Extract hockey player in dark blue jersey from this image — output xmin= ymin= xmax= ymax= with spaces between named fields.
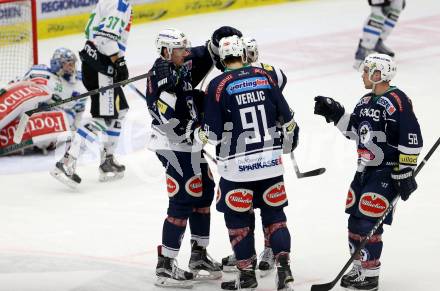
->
xmin=314 ymin=53 xmax=422 ymax=291
xmin=145 ymin=27 xmax=242 ymax=288
xmin=194 ymin=35 xmax=298 ymax=291
xmin=221 ymin=36 xmax=288 ymax=277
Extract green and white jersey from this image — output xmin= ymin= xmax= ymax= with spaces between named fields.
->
xmin=85 ymin=0 xmax=132 ymax=57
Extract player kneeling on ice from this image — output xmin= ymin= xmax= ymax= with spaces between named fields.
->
xmin=51 ymin=0 xmax=133 ymax=188
xmin=145 ymin=27 xmax=244 ymax=288
xmin=314 ymin=53 xmax=422 ymax=291
xmin=0 ymin=48 xmax=86 ymax=156
xmin=194 ymin=35 xmax=298 ymax=291
xmin=221 ymin=36 xmax=288 ymax=277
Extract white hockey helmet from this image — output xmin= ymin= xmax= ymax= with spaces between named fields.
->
xmin=219 ymin=35 xmax=246 ymax=62
xmin=242 ymin=37 xmax=259 ymax=63
xmin=362 ymin=53 xmax=397 ymax=84
xmin=50 ymin=47 xmax=78 ymax=83
xmin=156 ymin=28 xmax=190 ymax=60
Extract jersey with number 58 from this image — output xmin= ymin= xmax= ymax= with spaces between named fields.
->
xmin=84 ymin=0 xmax=132 ymax=57
xmin=202 ymin=66 xmax=295 ymax=182
xmin=336 ymin=86 xmax=423 ymax=170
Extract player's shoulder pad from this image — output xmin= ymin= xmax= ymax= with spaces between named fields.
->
xmin=355 ymin=92 xmax=374 ymax=107
xmin=208 ymin=72 xmax=234 ymax=103
xmin=383 ymin=87 xmax=410 ymax=113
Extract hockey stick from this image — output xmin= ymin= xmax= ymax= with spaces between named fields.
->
xmin=310 ymin=136 xmax=440 ymax=291
xmin=290 ymin=152 xmax=326 ymax=178
xmin=13 ymin=72 xmax=151 ymax=144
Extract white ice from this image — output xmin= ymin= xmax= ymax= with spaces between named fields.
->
xmin=1 ymin=0 xmax=440 ymax=290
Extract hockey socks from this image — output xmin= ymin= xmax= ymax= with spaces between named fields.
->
xmin=189 ymin=208 xmax=210 ymax=247
xmin=161 ymin=216 xmax=187 ymax=258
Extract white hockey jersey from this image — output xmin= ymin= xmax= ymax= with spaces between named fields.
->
xmin=21 ymin=65 xmax=87 ymax=129
xmin=85 ymin=0 xmax=133 ymax=57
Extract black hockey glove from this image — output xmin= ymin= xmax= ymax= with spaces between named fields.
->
xmin=391 ymin=167 xmax=417 ymax=201
xmin=153 ymin=58 xmax=178 ymax=92
xmin=314 ymin=96 xmax=345 ymax=124
xmin=114 ymin=57 xmax=129 ymax=82
xmin=209 ymin=26 xmax=242 ymax=71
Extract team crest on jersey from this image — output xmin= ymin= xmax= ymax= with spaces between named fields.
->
xmin=346 ymin=187 xmax=356 ymax=209
xmin=225 ymin=189 xmax=253 ymax=212
xmin=377 ymin=97 xmax=396 ymax=115
xmin=359 ymin=192 xmax=389 ymax=217
xmin=358 ymin=121 xmax=373 ymax=145
xmin=263 ymin=182 xmax=287 ymax=207
xmin=166 ymin=175 xmax=179 ymax=197
xmin=185 ymin=175 xmax=203 ymax=197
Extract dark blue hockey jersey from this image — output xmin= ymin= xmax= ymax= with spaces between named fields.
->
xmin=336 ymin=86 xmax=423 ymax=170
xmin=202 ymin=65 xmax=295 ymax=182
xmin=145 ymin=45 xmax=213 ymax=152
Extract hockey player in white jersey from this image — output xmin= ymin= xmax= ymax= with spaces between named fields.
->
xmin=221 ymin=36 xmax=287 ymax=277
xmin=354 ymin=0 xmax=405 ymax=68
xmin=52 ymin=0 xmax=132 ymax=188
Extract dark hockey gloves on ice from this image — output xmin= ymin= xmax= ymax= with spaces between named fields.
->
xmin=114 ymin=57 xmax=129 ymax=82
xmin=209 ymin=26 xmax=242 ymax=71
xmin=391 ymin=167 xmax=417 ymax=201
xmin=314 ymin=96 xmax=345 ymax=124
xmin=153 ymin=58 xmax=178 ymax=92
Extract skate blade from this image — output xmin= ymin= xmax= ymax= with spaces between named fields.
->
xmin=343 ymin=286 xmax=378 ymax=291
xmin=191 ymin=270 xmax=222 ymax=281
xmin=259 ymin=267 xmax=274 ymax=278
xmin=99 ymin=171 xmax=124 ymax=182
xmin=154 ymin=276 xmax=193 ymax=289
xmin=50 ymin=169 xmax=79 ymax=190
xmin=221 ymin=265 xmax=237 ymax=273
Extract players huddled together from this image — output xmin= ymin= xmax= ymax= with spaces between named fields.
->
xmin=0 ymin=1 xmax=424 ymax=291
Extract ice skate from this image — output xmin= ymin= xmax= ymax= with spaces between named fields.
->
xmin=188 ymin=240 xmax=222 ymax=280
xmin=275 ymin=253 xmax=294 ymax=291
xmin=374 ymin=38 xmax=395 ymax=57
xmin=221 ymin=267 xmax=257 ymax=291
xmin=155 ymin=246 xmax=194 ymax=289
xmin=354 ymin=40 xmax=374 ymax=69
xmin=340 ymin=264 xmax=379 ymax=291
xmin=258 ymin=247 xmax=275 ymax=278
xmin=341 ymin=260 xmax=362 ymax=287
xmin=99 ymin=152 xmax=125 ymax=182
xmin=50 ymin=153 xmax=81 ymax=189
xmin=221 ymin=253 xmax=237 ymax=272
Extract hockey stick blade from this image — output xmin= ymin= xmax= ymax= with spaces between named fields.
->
xmin=297 ymin=167 xmax=326 ymax=178
xmin=13 ymin=113 xmax=30 ymax=144
xmin=310 ymin=282 xmax=334 ymax=291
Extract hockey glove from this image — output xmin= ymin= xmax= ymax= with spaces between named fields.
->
xmin=314 ymin=96 xmax=345 ymax=124
xmin=209 ymin=26 xmax=243 ymax=71
xmin=153 ymin=59 xmax=178 ymax=92
xmin=391 ymin=167 xmax=417 ymax=201
xmin=114 ymin=57 xmax=129 ymax=82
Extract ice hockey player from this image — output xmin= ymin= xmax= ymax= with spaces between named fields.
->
xmin=221 ymin=36 xmax=287 ymax=277
xmin=354 ymin=0 xmax=406 ymax=68
xmin=0 ymin=48 xmax=86 ymax=156
xmin=314 ymin=53 xmax=422 ymax=291
xmin=194 ymin=35 xmax=298 ymax=291
xmin=51 ymin=0 xmax=132 ymax=188
xmin=145 ymin=26 xmax=242 ymax=288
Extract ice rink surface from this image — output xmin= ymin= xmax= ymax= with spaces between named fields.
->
xmin=1 ymin=0 xmax=440 ymax=290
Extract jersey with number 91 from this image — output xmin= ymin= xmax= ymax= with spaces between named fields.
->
xmin=203 ymin=66 xmax=295 ymax=182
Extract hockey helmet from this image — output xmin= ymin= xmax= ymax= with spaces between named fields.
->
xmin=50 ymin=47 xmax=78 ymax=83
xmin=362 ymin=53 xmax=396 ymax=84
xmin=156 ymin=28 xmax=191 ymax=60
xmin=219 ymin=35 xmax=246 ymax=62
xmin=242 ymin=37 xmax=259 ymax=63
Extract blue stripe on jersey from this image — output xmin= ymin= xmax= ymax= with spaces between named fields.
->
xmin=384 ymin=20 xmax=395 ymax=27
xmin=118 ymin=42 xmax=126 ymax=52
xmin=77 ymin=128 xmax=95 ymax=143
xmin=363 ymin=27 xmax=381 ymax=36
xmin=117 ymin=0 xmax=129 ymax=12
xmin=226 ymin=77 xmax=271 ymax=95
xmin=106 ymin=130 xmax=120 ymax=137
